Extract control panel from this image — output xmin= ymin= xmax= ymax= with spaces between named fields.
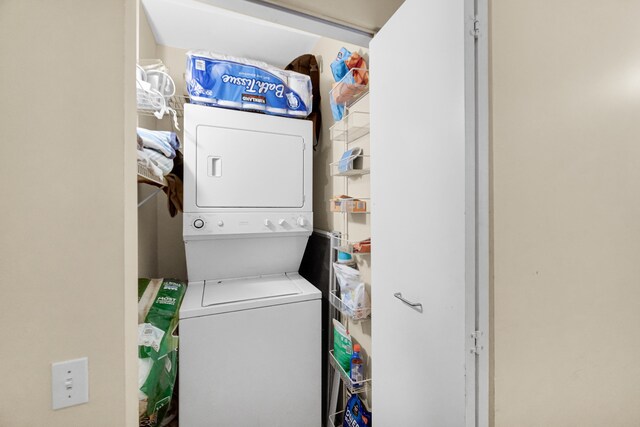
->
xmin=184 ymin=212 xmax=313 ymax=238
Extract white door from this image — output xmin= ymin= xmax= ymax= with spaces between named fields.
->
xmin=371 ymin=0 xmax=478 ymax=425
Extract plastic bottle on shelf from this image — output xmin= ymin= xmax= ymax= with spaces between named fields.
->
xmin=337 ymin=251 xmax=354 ymax=265
xmin=350 ymin=344 xmax=364 ymax=388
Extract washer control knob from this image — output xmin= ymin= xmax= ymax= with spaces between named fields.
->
xmin=193 ymin=219 xmax=205 ymax=229
xmin=278 ymin=219 xmax=286 ymax=226
xmin=264 ymin=219 xmax=271 ymax=227
xmin=217 ymin=220 xmax=224 ymax=227
xmin=297 ymin=217 xmax=306 ymax=227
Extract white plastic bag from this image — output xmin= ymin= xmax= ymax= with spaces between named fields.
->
xmin=333 ymin=263 xmax=371 ymax=319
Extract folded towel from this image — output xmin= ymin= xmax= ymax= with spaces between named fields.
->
xmin=168 ymin=132 xmax=180 ymax=150
xmin=142 ymin=148 xmax=174 ymax=176
xmin=137 ymin=128 xmax=179 ymax=159
xmin=137 ymin=150 xmax=164 ymax=180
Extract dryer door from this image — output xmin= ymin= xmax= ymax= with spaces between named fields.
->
xmin=196 ymin=125 xmax=304 ymax=208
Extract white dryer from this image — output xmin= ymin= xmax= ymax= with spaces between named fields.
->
xmin=179 ymin=104 xmax=321 ymax=427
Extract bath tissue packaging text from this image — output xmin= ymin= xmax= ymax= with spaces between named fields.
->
xmin=186 ymin=51 xmax=312 ymax=118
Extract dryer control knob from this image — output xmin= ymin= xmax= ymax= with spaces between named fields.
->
xmin=297 ymin=217 xmax=306 ymax=227
xmin=193 ymin=219 xmax=205 ymax=229
xmin=217 ymin=220 xmax=224 ymax=227
xmin=264 ymin=219 xmax=271 ymax=226
xmin=278 ymin=219 xmax=286 ymax=226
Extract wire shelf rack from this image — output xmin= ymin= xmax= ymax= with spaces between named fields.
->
xmin=328 ymin=410 xmax=345 ymax=427
xmin=328 ymin=350 xmax=371 ymax=394
xmin=329 ymin=290 xmax=371 ymax=321
xmin=137 ymin=163 xmax=165 ymax=187
xmin=330 ymin=68 xmax=369 ymax=109
xmin=137 ymin=94 xmax=188 ymax=118
xmin=333 ymin=237 xmax=371 ymax=255
xmin=330 ymin=155 xmax=370 ymax=177
xmin=329 ymin=197 xmax=370 ymax=214
xmin=330 ymin=111 xmax=370 ymax=143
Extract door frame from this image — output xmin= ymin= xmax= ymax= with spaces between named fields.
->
xmin=464 ymin=0 xmax=490 ymax=426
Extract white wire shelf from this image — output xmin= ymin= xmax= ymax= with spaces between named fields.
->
xmin=330 ymin=111 xmax=370 ymax=143
xmin=329 ymin=197 xmax=370 ymax=214
xmin=328 ymin=350 xmax=371 ymax=394
xmin=328 ymin=411 xmax=345 ymax=427
xmin=137 ymin=163 xmax=166 ymax=187
xmin=329 ymin=290 xmax=371 ymax=321
xmin=333 ymin=238 xmax=371 ymax=255
xmin=137 ymin=94 xmax=188 ymax=118
xmin=330 ymin=154 xmax=370 ymax=177
xmin=330 ymin=68 xmax=369 ymax=108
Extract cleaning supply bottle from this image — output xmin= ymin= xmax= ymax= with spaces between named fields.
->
xmin=337 ymin=250 xmax=354 ymax=265
xmin=350 ymin=344 xmax=364 ymax=388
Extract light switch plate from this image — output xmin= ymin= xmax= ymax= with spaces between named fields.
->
xmin=51 ymin=357 xmax=89 ymax=410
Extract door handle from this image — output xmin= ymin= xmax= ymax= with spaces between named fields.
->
xmin=394 ymin=292 xmax=423 ymax=313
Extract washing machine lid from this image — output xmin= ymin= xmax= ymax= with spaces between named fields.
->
xmin=202 ymin=274 xmax=301 ymax=306
xmin=180 ymin=272 xmax=321 ymax=319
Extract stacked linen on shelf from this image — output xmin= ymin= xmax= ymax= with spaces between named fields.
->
xmin=136 ymin=128 xmax=180 ymax=181
xmin=137 ymin=127 xmax=184 ymax=217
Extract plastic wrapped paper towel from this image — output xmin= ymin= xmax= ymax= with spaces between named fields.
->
xmin=286 ymin=73 xmax=312 ymax=117
xmin=186 ymin=50 xmax=312 ymax=118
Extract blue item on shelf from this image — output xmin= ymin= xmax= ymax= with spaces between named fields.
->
xmin=343 ymin=394 xmax=372 ymax=427
xmin=350 ymin=344 xmax=364 ymax=388
xmin=338 ymin=147 xmax=363 ymax=173
xmin=337 ymin=251 xmax=353 ymax=263
xmin=331 ymin=47 xmax=352 ymax=82
xmin=331 ymin=98 xmax=345 ymax=122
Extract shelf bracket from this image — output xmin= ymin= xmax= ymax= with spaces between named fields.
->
xmin=137 ymin=187 xmax=163 ymax=208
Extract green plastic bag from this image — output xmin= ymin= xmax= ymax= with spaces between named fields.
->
xmin=333 ymin=319 xmax=352 ymax=373
xmin=138 ymin=278 xmax=186 ymax=427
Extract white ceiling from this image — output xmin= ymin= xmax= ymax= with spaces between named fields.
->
xmin=258 ymin=0 xmax=405 ymax=34
xmin=142 ymin=0 xmax=322 ymax=68
xmin=142 ymin=0 xmax=405 ymax=67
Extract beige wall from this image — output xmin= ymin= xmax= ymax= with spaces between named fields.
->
xmin=0 ymin=1 xmax=137 ymax=426
xmin=491 ymin=1 xmax=640 ymax=425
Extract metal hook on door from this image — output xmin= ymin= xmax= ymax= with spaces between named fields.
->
xmin=394 ymin=292 xmax=423 ymax=313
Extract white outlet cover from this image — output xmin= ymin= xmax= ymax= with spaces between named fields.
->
xmin=51 ymin=357 xmax=89 ymax=410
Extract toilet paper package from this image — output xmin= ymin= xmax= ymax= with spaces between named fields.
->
xmin=186 ymin=50 xmax=312 ymax=118
xmin=263 ymin=68 xmax=288 ymax=115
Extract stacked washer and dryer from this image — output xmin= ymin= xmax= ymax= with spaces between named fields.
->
xmin=178 ymin=104 xmax=321 ymax=426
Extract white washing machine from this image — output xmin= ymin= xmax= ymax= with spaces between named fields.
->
xmin=179 ymin=104 xmax=321 ymax=427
